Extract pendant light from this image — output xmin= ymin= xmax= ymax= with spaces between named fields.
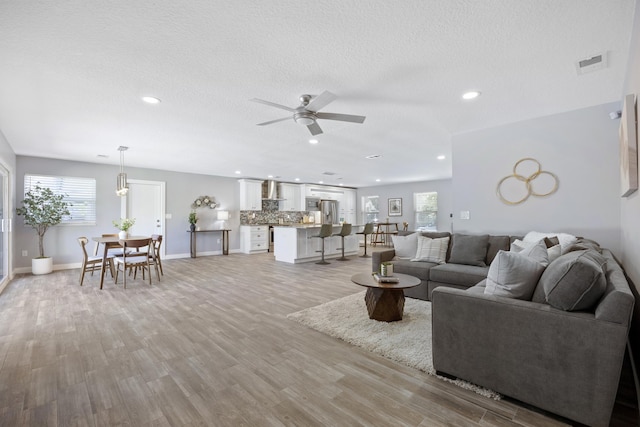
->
xmin=116 ymin=146 xmax=129 ymax=196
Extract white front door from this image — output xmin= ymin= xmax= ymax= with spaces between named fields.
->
xmin=121 ymin=179 xmax=166 ymax=257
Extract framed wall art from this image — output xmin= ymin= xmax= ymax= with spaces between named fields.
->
xmin=388 ymin=198 xmax=402 ymax=216
xmin=620 ymin=93 xmax=638 ymax=197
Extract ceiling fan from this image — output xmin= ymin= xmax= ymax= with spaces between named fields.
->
xmin=250 ymin=91 xmax=366 ymax=136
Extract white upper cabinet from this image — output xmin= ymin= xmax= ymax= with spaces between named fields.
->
xmin=239 ymin=179 xmax=263 ymax=211
xmin=340 ymin=188 xmax=356 ymax=224
xmin=279 ymin=183 xmax=304 ymax=211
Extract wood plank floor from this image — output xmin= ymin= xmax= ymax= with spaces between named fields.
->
xmin=0 ymin=249 xmax=634 ymax=426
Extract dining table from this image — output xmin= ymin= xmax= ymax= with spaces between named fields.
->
xmin=91 ymin=235 xmax=150 ymax=289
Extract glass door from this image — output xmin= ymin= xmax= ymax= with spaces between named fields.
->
xmin=0 ymin=164 xmax=8 ymax=285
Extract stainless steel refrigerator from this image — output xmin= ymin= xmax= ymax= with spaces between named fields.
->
xmin=320 ymin=199 xmax=338 ymax=224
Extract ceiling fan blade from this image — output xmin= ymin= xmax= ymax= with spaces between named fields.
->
xmin=316 ymin=112 xmax=366 ymax=124
xmin=307 ymin=121 xmax=323 ymax=135
xmin=250 ymin=98 xmax=296 ymax=112
xmin=257 ymin=117 xmax=291 ymax=126
xmin=305 ymin=91 xmax=337 ymax=112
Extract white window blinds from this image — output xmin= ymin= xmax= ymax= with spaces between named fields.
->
xmin=414 ymin=192 xmax=437 ymax=231
xmin=24 ymin=174 xmax=97 ymax=225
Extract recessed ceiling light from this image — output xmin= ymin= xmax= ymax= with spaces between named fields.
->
xmin=462 ymin=91 xmax=481 ymax=100
xmin=309 ymin=139 xmax=319 ymax=144
xmin=142 ymin=96 xmax=161 ymax=104
xmin=375 ymin=179 xmax=381 ymax=182
xmin=339 ymin=183 xmax=344 ymax=186
xmin=437 ymin=155 xmax=446 ymax=160
xmin=235 ymin=170 xmax=241 ymax=174
xmin=294 ymin=178 xmax=300 ymax=181
xmin=365 ymin=154 xmax=382 ymax=159
xmin=319 ymin=180 xmax=324 ymax=184
xmin=267 ymin=175 xmax=273 ymax=178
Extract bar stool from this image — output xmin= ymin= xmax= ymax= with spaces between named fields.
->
xmin=311 ymin=224 xmax=333 ymax=265
xmin=332 ymin=223 xmax=352 ymax=261
xmin=356 ymin=223 xmax=374 ymax=258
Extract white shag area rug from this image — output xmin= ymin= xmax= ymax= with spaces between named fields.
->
xmin=287 ymin=291 xmax=500 ymax=400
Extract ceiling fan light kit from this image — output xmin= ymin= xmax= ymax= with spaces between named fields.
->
xmin=251 ymin=90 xmax=366 ymax=136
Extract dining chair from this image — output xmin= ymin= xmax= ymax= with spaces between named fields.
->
xmin=113 ymin=238 xmax=155 ymax=288
xmin=149 ymin=234 xmax=163 ymax=276
xmin=78 ymin=237 xmax=114 ymax=286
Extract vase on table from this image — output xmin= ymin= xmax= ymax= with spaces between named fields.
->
xmin=190 ymin=223 xmax=196 ymax=232
xmin=118 ymin=230 xmax=128 ymax=239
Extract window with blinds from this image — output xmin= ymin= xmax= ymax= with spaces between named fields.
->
xmin=362 ymin=195 xmax=379 ymax=223
xmin=414 ymin=192 xmax=437 ymax=231
xmin=24 ymin=174 xmax=97 ymax=225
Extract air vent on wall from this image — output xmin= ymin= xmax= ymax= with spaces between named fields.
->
xmin=575 ymin=52 xmax=607 ymax=75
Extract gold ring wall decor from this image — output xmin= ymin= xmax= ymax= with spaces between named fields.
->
xmin=497 ymin=158 xmax=558 ymax=205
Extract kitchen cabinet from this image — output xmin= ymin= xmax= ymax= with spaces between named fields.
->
xmin=240 ymin=225 xmax=269 ymax=253
xmin=239 ymin=179 xmax=263 ymax=211
xmin=340 ymin=188 xmax=356 ymax=224
xmin=279 ymin=183 xmax=304 ymax=211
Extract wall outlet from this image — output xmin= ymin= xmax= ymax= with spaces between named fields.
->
xmin=460 ymin=211 xmax=470 ymax=220
xmin=165 ymin=213 xmax=172 ymax=219
xmin=217 ymin=239 xmax=220 ymax=243
xmin=22 ymin=250 xmax=27 ymax=257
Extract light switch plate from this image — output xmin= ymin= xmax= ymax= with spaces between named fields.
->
xmin=460 ymin=211 xmax=470 ymax=220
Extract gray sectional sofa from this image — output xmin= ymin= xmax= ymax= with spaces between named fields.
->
xmin=372 ymin=231 xmax=519 ymax=301
xmin=432 ymin=248 xmax=634 ymax=427
xmin=372 ymin=230 xmax=635 ymax=426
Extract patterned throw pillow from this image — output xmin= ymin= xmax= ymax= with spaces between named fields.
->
xmin=411 ymin=235 xmax=449 ymax=264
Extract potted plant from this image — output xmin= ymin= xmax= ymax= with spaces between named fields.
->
xmin=16 ymin=185 xmax=71 ymax=275
xmin=113 ymin=218 xmax=136 ymax=239
xmin=188 ymin=212 xmax=197 ymax=232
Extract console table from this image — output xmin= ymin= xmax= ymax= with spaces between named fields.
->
xmin=187 ymin=229 xmax=230 ymax=257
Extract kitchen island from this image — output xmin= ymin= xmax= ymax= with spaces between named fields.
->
xmin=273 ymin=224 xmax=360 ymax=263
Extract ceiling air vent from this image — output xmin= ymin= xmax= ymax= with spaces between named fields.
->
xmin=575 ymin=52 xmax=607 ymax=75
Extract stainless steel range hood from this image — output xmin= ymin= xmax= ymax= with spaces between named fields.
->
xmin=262 ymin=180 xmax=284 ymax=200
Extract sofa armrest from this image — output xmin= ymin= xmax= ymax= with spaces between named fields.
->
xmin=431 ymin=286 xmax=629 ymax=426
xmin=372 ymin=249 xmax=395 ymax=273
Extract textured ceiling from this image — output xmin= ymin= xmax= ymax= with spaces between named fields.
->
xmin=0 ymin=0 xmax=635 ymax=187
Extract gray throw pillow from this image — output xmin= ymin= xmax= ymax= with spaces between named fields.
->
xmin=539 ymin=250 xmax=607 ymax=311
xmin=485 ymin=250 xmax=546 ymax=300
xmin=448 ymin=233 xmax=490 ymax=267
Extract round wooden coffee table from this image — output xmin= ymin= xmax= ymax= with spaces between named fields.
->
xmin=351 ymin=272 xmax=421 ymax=322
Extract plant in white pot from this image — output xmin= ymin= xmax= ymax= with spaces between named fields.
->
xmin=16 ymin=185 xmax=71 ymax=275
xmin=113 ymin=218 xmax=135 ymax=239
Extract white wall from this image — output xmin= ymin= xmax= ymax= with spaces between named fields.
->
xmin=451 ymin=103 xmax=621 ymax=253
xmin=356 ymin=179 xmax=453 ymax=232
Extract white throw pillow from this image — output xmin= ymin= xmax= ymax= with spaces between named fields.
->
xmin=411 ymin=236 xmax=449 ymax=264
xmin=510 ymin=239 xmax=549 ymax=266
xmin=512 ymin=239 xmax=560 ymax=264
xmin=523 ymin=231 xmax=577 ymax=254
xmin=392 ymin=233 xmax=418 ymax=259
xmin=484 ymin=250 xmax=546 ymax=300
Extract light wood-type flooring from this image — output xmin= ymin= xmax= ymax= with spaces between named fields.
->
xmin=0 ymin=248 xmax=635 ymax=426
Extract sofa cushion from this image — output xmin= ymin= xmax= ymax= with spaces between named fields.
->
xmin=411 ymin=236 xmax=449 ymax=264
xmin=391 ymin=232 xmax=418 ymax=259
xmin=539 ymin=249 xmax=607 ymax=311
xmin=448 ymin=233 xmax=490 ymax=267
xmin=429 ymin=263 xmax=489 ymax=287
xmin=484 ymin=250 xmax=546 ymax=300
xmin=486 ymin=235 xmax=511 ymax=265
xmin=392 ymin=259 xmax=434 ymax=281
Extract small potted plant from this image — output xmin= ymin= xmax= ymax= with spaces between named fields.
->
xmin=113 ymin=218 xmax=136 ymax=239
xmin=16 ymin=185 xmax=71 ymax=275
xmin=188 ymin=212 xmax=197 ymax=232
